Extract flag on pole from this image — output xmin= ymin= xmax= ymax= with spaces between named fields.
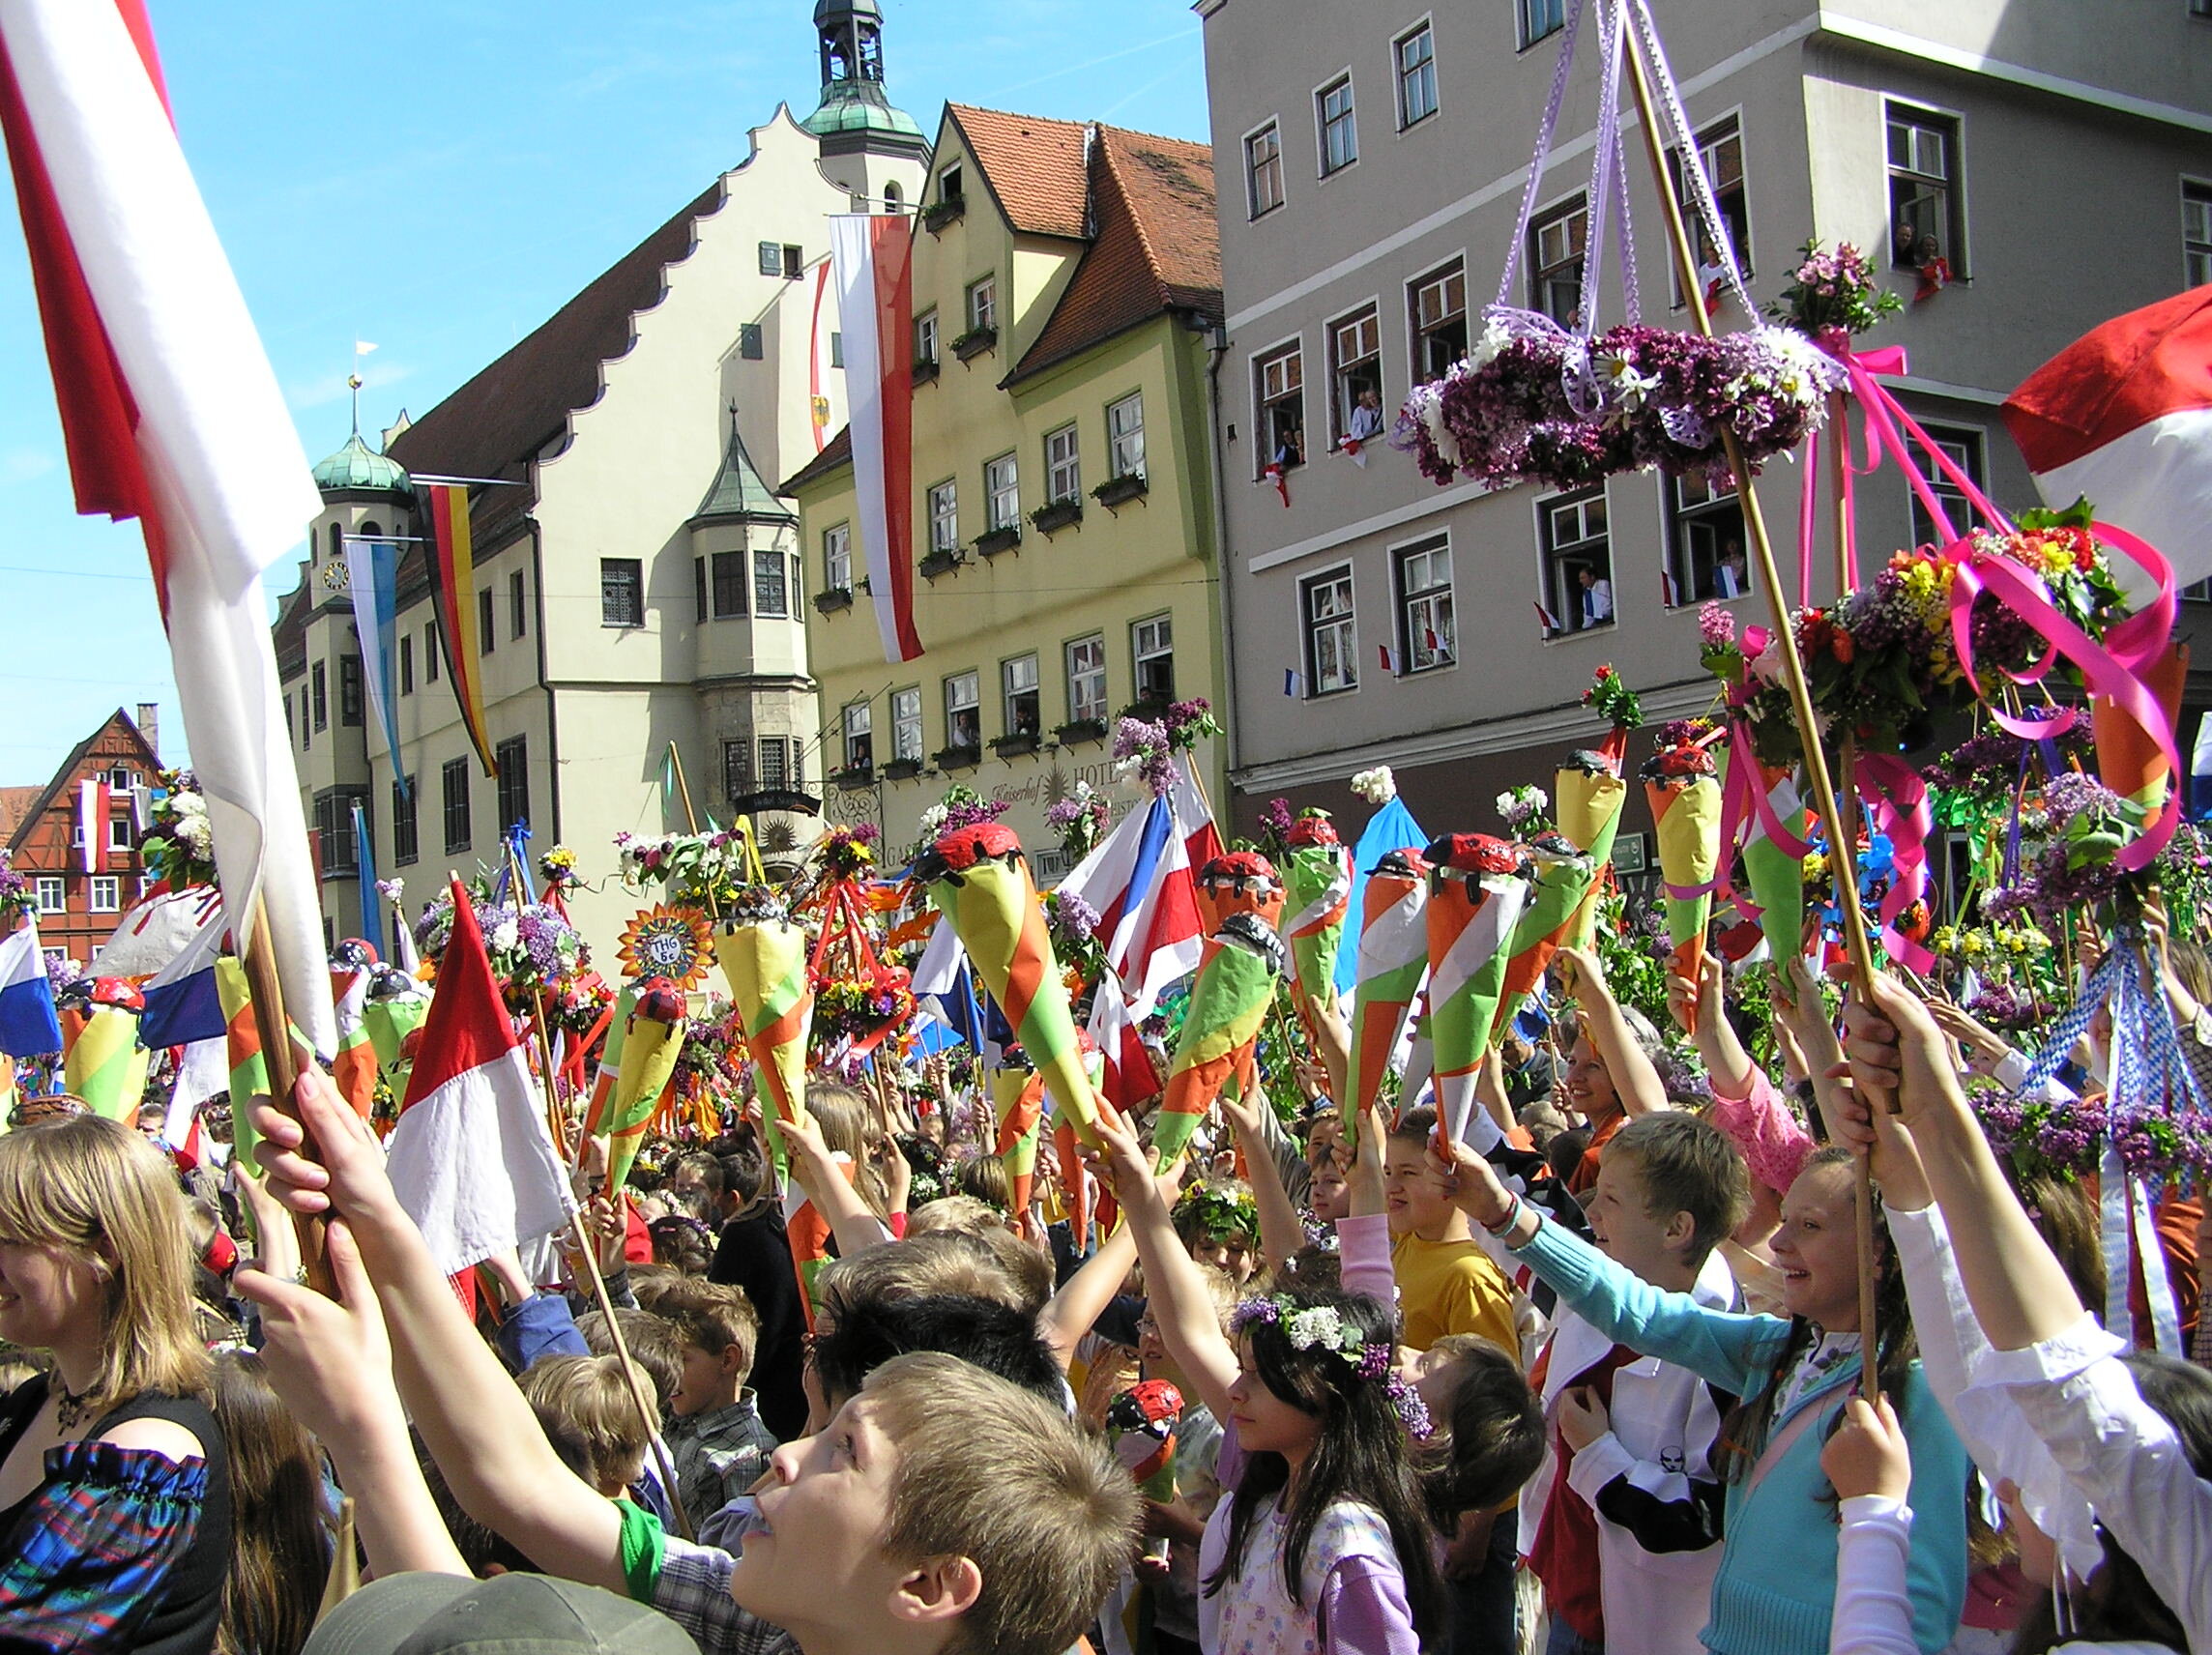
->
xmin=0 ymin=919 xmax=63 ymax=1058
xmin=330 ymin=944 xmax=379 ymax=1121
xmin=0 ymin=0 xmax=335 ymax=1060
xmin=345 ymin=535 xmax=407 ymax=801
xmin=77 ymin=777 xmax=110 ymax=873
xmin=808 ymin=257 xmax=836 ymax=454
xmin=138 ymin=900 xmax=225 ymax=1048
xmin=353 ymin=800 xmax=383 ymax=964
xmin=829 ymin=214 xmax=921 ymax=663
xmin=388 ymin=881 xmax=572 ymax=1277
xmin=423 ymin=483 xmax=499 ymax=776
xmin=1058 ymin=793 xmax=1204 ymax=1020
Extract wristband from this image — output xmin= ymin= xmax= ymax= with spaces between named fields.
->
xmin=1479 ymin=1192 xmax=1524 ymax=1238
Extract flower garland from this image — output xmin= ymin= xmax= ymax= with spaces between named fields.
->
xmin=1229 ymin=1295 xmax=1433 ymax=1437
xmin=816 ymin=824 xmax=879 ymax=885
xmin=1971 ymin=1081 xmax=2212 ymax=1192
xmin=613 ymin=829 xmax=763 ymax=914
xmin=414 ymin=886 xmax=588 ymax=1004
xmin=1496 ymin=785 xmax=1552 ymax=839
xmin=1175 ymin=1179 xmax=1258 ymax=1246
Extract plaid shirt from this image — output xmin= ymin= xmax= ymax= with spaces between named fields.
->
xmin=0 ymin=1439 xmax=207 ymax=1652
xmin=664 ymin=1394 xmax=775 ymax=1533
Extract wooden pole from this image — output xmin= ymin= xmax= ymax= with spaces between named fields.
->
xmin=568 ymin=1202 xmax=694 ymax=1540
xmin=241 ymin=902 xmax=335 ymax=1296
xmin=1622 ymin=33 xmax=1885 ymax=1394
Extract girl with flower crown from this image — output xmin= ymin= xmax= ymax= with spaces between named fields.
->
xmin=1090 ymin=1109 xmax=1443 ymax=1654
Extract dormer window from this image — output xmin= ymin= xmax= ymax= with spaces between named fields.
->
xmin=939 ymin=164 xmax=963 ymax=206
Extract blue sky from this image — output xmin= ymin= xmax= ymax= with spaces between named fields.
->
xmin=0 ymin=0 xmax=1210 ymax=785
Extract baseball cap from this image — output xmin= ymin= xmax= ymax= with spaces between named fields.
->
xmin=304 ymin=1573 xmax=701 ymax=1655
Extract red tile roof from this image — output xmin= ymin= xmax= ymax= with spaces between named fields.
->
xmin=945 ymin=106 xmax=1091 ymax=240
xmin=779 ymin=422 xmax=853 ymax=496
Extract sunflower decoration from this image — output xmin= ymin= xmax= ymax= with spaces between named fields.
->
xmin=617 ymin=904 xmax=715 ymax=991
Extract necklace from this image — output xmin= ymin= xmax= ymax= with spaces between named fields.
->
xmin=51 ymin=1378 xmax=97 ymax=1434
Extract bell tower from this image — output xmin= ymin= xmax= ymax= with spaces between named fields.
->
xmin=802 ymin=0 xmax=929 ymax=210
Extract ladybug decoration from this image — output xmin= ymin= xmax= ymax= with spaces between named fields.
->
xmin=1214 ymin=911 xmax=1289 ymax=978
xmin=1281 ymin=810 xmax=1340 ymax=851
xmin=1197 ymin=849 xmax=1282 ymax=896
xmin=331 ymin=938 xmax=379 ymax=973
xmin=915 ymin=821 xmax=1025 ymax=886
xmin=633 ymin=976 xmax=688 ymax=1026
xmin=1423 ymin=833 xmax=1523 ymax=878
xmin=1372 ymin=846 xmax=1431 ymax=882
xmin=89 ymin=976 xmax=146 ymax=1013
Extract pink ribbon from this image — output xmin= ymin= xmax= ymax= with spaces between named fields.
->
xmin=1854 ymin=751 xmax=1936 ymax=973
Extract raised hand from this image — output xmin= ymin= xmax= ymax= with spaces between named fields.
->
xmin=1819 ymin=1394 xmax=1911 ymax=1502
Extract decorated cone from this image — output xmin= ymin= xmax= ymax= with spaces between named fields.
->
xmin=1489 ymin=835 xmax=1597 ymax=1045
xmin=65 ymin=980 xmax=148 ymax=1121
xmin=991 ymin=1060 xmax=1046 ymax=1222
xmin=917 ymin=824 xmax=1112 ymax=1147
xmin=1345 ymin=849 xmax=1430 ymax=1153
xmin=1058 ymin=1032 xmax=1105 ymax=1250
xmin=1155 ymin=914 xmax=1286 ymax=1171
xmin=330 ymin=941 xmax=380 ymax=1121
xmin=1280 ymin=814 xmax=1352 ymax=1014
xmin=598 ymin=979 xmax=687 ymax=1194
xmin=1644 ymin=736 xmax=1725 ymax=1025
xmin=2092 ymin=639 xmax=2190 ymax=833
xmin=1731 ymin=743 xmax=1812 ymax=964
xmin=218 ymin=957 xmax=268 ymax=1164
xmin=1556 ymin=739 xmax=1631 ymax=953
xmin=1195 ymin=852 xmax=1287 ymax=971
xmin=714 ymin=901 xmax=815 ymax=1142
xmin=1423 ymin=836 xmax=1528 ymax=1147
xmin=1106 ymin=1379 xmax=1183 ymax=1561
xmin=581 ymin=984 xmax=637 ymax=1146
xmin=363 ymin=967 xmax=431 ymax=1068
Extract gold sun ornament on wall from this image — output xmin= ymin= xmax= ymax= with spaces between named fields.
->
xmin=617 ymin=904 xmax=714 ymax=991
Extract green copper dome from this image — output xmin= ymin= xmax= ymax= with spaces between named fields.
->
xmin=802 ymin=83 xmax=924 ymax=142
xmin=311 ymin=431 xmax=411 ymax=496
xmin=804 ymin=0 xmax=923 ymax=144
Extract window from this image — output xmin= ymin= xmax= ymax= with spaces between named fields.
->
xmin=967 ymin=276 xmax=997 ymax=334
xmin=939 ymin=163 xmax=964 ymax=206
xmin=400 ymin=632 xmax=414 ymax=695
xmin=1132 ymin=615 xmax=1175 ymax=704
xmin=425 ymin=621 xmax=440 ymax=682
xmin=1667 ymin=472 xmax=1749 ymax=604
xmin=710 ymin=551 xmax=747 ymax=618
xmin=1521 ymin=0 xmax=1566 ymax=45
xmin=339 ymin=656 xmax=364 ymax=726
xmin=503 ymin=569 xmax=523 ymax=640
xmin=1065 ymin=635 xmax=1108 ymax=725
xmin=782 ymin=245 xmax=803 ymax=280
xmin=916 ymin=310 xmax=939 ymax=365
xmin=35 ymin=876 xmax=64 ymax=915
xmin=1886 ymin=103 xmax=1965 ymax=276
xmin=758 ymin=738 xmax=791 ymax=792
xmin=1045 ymin=425 xmax=1080 ymax=503
xmin=601 ymin=559 xmax=645 ymax=627
xmin=1538 ymin=488 xmax=1614 ymax=635
xmin=284 ymin=693 xmax=295 ymax=743
xmin=694 ymin=557 xmax=709 ymax=621
xmin=108 ymin=765 xmax=132 ymax=790
xmin=945 ymin=671 xmax=980 ymax=750
xmin=1328 ymin=307 xmax=1382 ymax=445
xmin=1529 ymin=197 xmax=1588 ymax=327
xmin=1246 ymin=122 xmax=1285 ymax=218
xmin=830 ymin=334 xmax=843 ymax=369
xmin=824 ymin=524 xmax=852 ymax=592
xmin=1388 ymin=541 xmax=1460 ymax=672
xmin=392 ymin=776 xmax=419 ymax=865
xmin=842 ymin=703 xmax=873 ymax=772
xmin=313 ymin=790 xmax=367 ymax=877
xmin=495 ymin=737 xmax=529 ymax=834
xmin=759 ymin=241 xmax=783 ymax=276
xmin=1003 ymin=654 xmax=1040 ymax=738
xmin=2186 ymin=181 xmax=2212 ymax=287
xmin=108 ymin=814 xmax=131 ymax=852
xmin=89 ymin=875 xmax=120 ymax=914
xmin=890 ymin=687 xmax=923 ymax=763
xmin=883 ymin=181 xmax=901 ymax=210
xmin=928 ymin=481 xmax=959 ymax=553
xmin=722 ymin=740 xmax=751 ymax=801
xmin=1107 ymin=393 xmax=1145 ymax=479
xmin=442 ymin=759 xmax=472 ymax=854
xmin=985 ymin=454 xmax=1021 ymax=528
xmin=754 ymin=548 xmax=790 ymax=618
xmin=1909 ymin=424 xmax=1985 ymax=547
xmin=1396 ymin=23 xmax=1437 ymax=127
xmin=1669 ymin=115 xmax=1751 ymax=298
xmin=1256 ymin=344 xmax=1307 ymax=472
xmin=1409 ymin=262 xmax=1472 ymax=388
xmin=311 ymin=660 xmax=329 ymax=731
xmin=1300 ymin=567 xmax=1359 ymax=695
xmin=1317 ymin=76 xmax=1357 ymax=175
xmin=478 ymin=588 xmax=496 ymax=654
xmin=739 ymin=323 xmax=764 ymax=361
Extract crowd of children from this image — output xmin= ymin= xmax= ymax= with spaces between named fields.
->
xmin=2 ymin=934 xmax=2211 ymax=1655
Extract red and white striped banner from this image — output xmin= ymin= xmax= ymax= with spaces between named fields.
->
xmin=77 ymin=777 xmax=109 ymax=874
xmin=807 ymin=256 xmax=835 ymax=454
xmin=830 ymin=214 xmax=922 ymax=663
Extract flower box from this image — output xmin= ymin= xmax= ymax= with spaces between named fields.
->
xmin=812 ymin=587 xmax=854 ymax=615
xmin=992 ymin=733 xmax=1041 ymax=760
xmin=829 ymin=764 xmax=874 ymax=788
xmin=923 ymin=198 xmax=966 ymax=233
xmin=912 ymin=357 xmax=941 ymax=386
xmin=1031 ymin=498 xmax=1083 ymax=535
xmin=1091 ymin=472 xmax=1148 ymax=509
xmin=951 ymin=327 xmax=998 ymax=362
xmin=1053 ymin=718 xmax=1108 ymax=746
xmin=1120 ymin=696 xmax=1175 ymax=726
xmin=882 ymin=758 xmax=923 ymax=782
xmin=933 ymin=743 xmax=981 ymax=771
xmin=917 ymin=548 xmax=964 ymax=581
xmin=975 ymin=524 xmax=1022 ymax=559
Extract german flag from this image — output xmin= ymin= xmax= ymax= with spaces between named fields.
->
xmin=424 ymin=482 xmax=498 ymax=777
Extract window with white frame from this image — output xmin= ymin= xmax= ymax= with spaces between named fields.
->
xmin=916 ymin=310 xmax=940 ymax=366
xmin=1409 ymin=261 xmax=1468 ymax=382
xmin=966 ymin=276 xmax=997 ymax=334
xmin=1246 ymin=122 xmax=1284 ymax=218
xmin=1107 ymin=394 xmax=1146 ymax=479
xmin=1003 ymin=654 xmax=1041 ymax=739
xmin=1521 ymin=0 xmax=1566 ymax=46
xmin=753 ymin=548 xmax=790 ymax=617
xmin=35 ymin=876 xmax=64 ymax=915
xmin=985 ymin=454 xmax=1021 ymax=528
xmin=108 ymin=815 xmax=130 ymax=852
xmin=1669 ymin=115 xmax=1751 ymax=300
xmin=1396 ymin=538 xmax=1456 ymax=671
xmin=1396 ymin=23 xmax=1437 ymax=127
xmin=1133 ymin=616 xmax=1175 ymax=704
xmin=1045 ymin=425 xmax=1080 ymax=502
xmin=1886 ymin=102 xmax=1965 ymax=276
xmin=1318 ymin=75 xmax=1357 ymax=175
xmin=1329 ymin=306 xmax=1382 ymax=445
xmin=89 ymin=875 xmax=120 ymax=914
xmin=842 ymin=702 xmax=873 ymax=772
xmin=1300 ymin=566 xmax=1359 ymax=695
xmin=1667 ymin=472 xmax=1749 ymax=605
xmin=938 ymin=163 xmax=964 ymax=206
xmin=1256 ymin=344 xmax=1307 ymax=472
xmin=1529 ymin=198 xmax=1588 ymax=327
xmin=823 ymin=524 xmax=852 ymax=592
xmin=1066 ymin=634 xmax=1107 ymax=725
xmin=1909 ymin=424 xmax=1984 ymax=548
xmin=890 ymin=687 xmax=923 ymax=763
xmin=944 ymin=671 xmax=981 ymax=750
xmin=2185 ymin=181 xmax=2212 ymax=288
xmin=928 ymin=481 xmax=959 ymax=553
xmin=1539 ymin=488 xmax=1614 ymax=636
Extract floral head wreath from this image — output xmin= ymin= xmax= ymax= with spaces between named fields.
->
xmin=1229 ymin=1294 xmax=1433 ymax=1438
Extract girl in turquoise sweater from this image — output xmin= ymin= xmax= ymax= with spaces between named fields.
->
xmin=1433 ymin=1138 xmax=1968 ymax=1655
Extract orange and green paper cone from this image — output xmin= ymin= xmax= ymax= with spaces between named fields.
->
xmin=714 ymin=899 xmax=815 ymax=1144
xmin=1279 ymin=814 xmax=1352 ymax=1012
xmin=1423 ymin=836 xmax=1528 ymax=1147
xmin=1644 ymin=736 xmax=1724 ymax=1024
xmin=1345 ymin=848 xmax=1430 ymax=1154
xmin=598 ymin=978 xmax=687 ymax=1194
xmin=1556 ymin=738 xmax=1631 ymax=953
xmin=917 ymin=824 xmax=1112 ymax=1147
xmin=1106 ymin=1378 xmax=1183 ymax=1561
xmin=2093 ymin=638 xmax=2189 ymax=834
xmin=330 ymin=941 xmax=381 ymax=1122
xmin=65 ymin=980 xmax=148 ymax=1122
xmin=1196 ymin=851 xmax=1286 ymax=972
xmin=1489 ymin=834 xmax=1597 ymax=1046
xmin=991 ymin=1059 xmax=1045 ymax=1222
xmin=218 ymin=956 xmax=267 ymax=1164
xmin=1154 ymin=913 xmax=1285 ymax=1172
xmin=1729 ymin=742 xmax=1812 ymax=964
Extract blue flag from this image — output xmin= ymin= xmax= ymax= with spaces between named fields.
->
xmin=0 ymin=919 xmax=63 ymax=1058
xmin=354 ymin=800 xmax=384 ymax=963
xmin=345 ymin=537 xmax=408 ymax=798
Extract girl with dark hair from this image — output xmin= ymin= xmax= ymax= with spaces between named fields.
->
xmin=1090 ymin=1108 xmax=1445 ymax=1653
xmin=208 ymin=1354 xmax=327 ymax=1655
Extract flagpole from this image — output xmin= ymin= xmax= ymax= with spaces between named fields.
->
xmin=568 ymin=1199 xmax=696 ymax=1541
xmin=241 ymin=901 xmax=335 ymax=1295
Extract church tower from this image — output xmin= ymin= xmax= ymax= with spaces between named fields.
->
xmin=802 ymin=0 xmax=929 ymax=211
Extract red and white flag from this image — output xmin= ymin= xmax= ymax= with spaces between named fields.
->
xmin=76 ymin=777 xmax=109 ymax=874
xmin=807 ymin=256 xmax=836 ymax=454
xmin=2003 ymin=285 xmax=2212 ymax=591
xmin=387 ymin=881 xmax=573 ymax=1277
xmin=0 ymin=0 xmax=335 ymax=1057
xmin=829 ymin=214 xmax=922 ymax=663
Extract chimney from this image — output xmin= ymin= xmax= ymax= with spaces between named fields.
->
xmin=135 ymin=702 xmax=159 ymax=761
